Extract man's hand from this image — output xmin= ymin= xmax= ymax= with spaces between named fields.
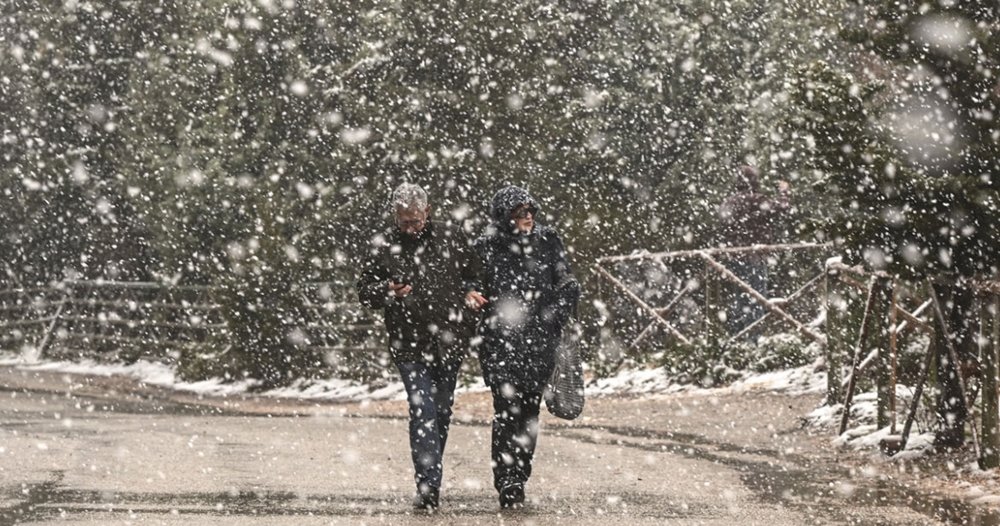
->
xmin=465 ymin=290 xmax=488 ymax=311
xmin=388 ymin=280 xmax=412 ymax=298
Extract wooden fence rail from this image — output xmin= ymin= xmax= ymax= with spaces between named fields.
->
xmin=594 ymin=242 xmax=832 ymax=351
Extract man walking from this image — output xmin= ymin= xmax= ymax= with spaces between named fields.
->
xmin=356 ymin=183 xmax=486 ymax=511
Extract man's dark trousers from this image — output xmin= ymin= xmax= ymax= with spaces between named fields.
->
xmin=395 ymin=341 xmax=462 ymax=493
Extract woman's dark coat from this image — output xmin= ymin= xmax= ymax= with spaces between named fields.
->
xmin=357 ymin=221 xmax=479 ymax=365
xmin=474 ymin=186 xmax=581 ymax=391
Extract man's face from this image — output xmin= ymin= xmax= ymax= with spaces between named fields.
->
xmin=511 ymin=204 xmax=534 ymax=234
xmin=395 ymin=205 xmax=430 ymax=237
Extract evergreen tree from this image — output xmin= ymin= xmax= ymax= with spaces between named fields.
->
xmin=856 ymin=1 xmax=998 ymax=449
xmin=765 ymin=2 xmax=998 ymax=447
xmin=2 ymin=1 xmax=156 ymax=284
xmin=2 ymin=0 xmax=882 ymax=383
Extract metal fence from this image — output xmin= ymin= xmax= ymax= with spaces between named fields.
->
xmin=0 ymin=280 xmax=383 ymax=368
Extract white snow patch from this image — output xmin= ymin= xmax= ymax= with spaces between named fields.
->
xmin=0 ymin=350 xmax=487 ymax=402
xmin=727 ymin=365 xmax=826 ymax=395
xmin=592 ymin=359 xmax=942 ymax=461
xmin=588 ymin=362 xmax=826 ymax=399
xmin=806 ymin=383 xmax=936 ymax=458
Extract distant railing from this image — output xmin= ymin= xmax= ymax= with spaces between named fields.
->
xmin=593 ymin=242 xmax=833 ymax=350
xmin=0 ymin=280 xmax=383 ymax=367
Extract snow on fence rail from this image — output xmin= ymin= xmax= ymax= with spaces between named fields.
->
xmin=0 ymin=280 xmax=383 ymax=364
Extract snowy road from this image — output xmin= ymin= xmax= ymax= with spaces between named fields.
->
xmin=0 ymin=366 xmax=994 ymax=525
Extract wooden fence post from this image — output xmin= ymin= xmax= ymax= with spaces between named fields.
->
xmin=840 ymin=277 xmax=880 ymax=435
xmin=981 ymin=293 xmax=1000 ymax=469
xmin=899 ymin=339 xmax=935 ymax=454
xmin=875 ymin=277 xmax=893 ymax=431
xmin=890 ymin=284 xmax=899 ymax=433
xmin=929 ymin=281 xmax=981 ymax=459
xmin=36 ymin=282 xmax=73 ymax=361
xmin=825 ymin=267 xmax=842 ymax=406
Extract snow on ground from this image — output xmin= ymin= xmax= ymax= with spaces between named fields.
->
xmin=804 ymin=383 xmax=937 ymax=458
xmin=588 ymin=359 xmax=940 ymax=458
xmin=0 ymin=350 xmax=414 ymax=402
xmin=587 ymin=360 xmax=826 ymax=397
xmin=6 ymin=350 xmax=828 ymax=402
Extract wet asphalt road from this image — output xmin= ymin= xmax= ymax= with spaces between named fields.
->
xmin=1 ymin=366 xmax=998 ymax=525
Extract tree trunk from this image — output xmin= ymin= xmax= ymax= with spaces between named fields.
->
xmin=932 ymin=281 xmax=976 ymax=450
xmin=980 ymin=294 xmax=1000 ymax=469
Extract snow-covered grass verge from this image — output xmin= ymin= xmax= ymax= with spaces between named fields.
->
xmin=804 ymin=385 xmax=937 ymax=459
xmin=0 ymin=347 xmax=950 ymax=461
xmin=0 ymin=350 xmax=488 ymax=402
xmin=588 ymin=357 xmax=944 ymax=460
xmin=587 ymin=360 xmax=827 ymax=398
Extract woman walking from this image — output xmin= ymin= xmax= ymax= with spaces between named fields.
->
xmin=466 ymin=185 xmax=580 ymax=509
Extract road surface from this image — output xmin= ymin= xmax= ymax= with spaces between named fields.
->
xmin=0 ymin=366 xmax=996 ymax=525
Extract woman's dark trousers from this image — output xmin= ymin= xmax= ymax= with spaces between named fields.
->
xmin=490 ymin=383 xmax=542 ymax=491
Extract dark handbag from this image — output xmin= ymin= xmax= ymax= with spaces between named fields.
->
xmin=543 ymin=318 xmax=585 ymax=420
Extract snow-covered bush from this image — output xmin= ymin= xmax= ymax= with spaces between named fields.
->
xmin=655 ymin=337 xmax=749 ymax=388
xmin=748 ymin=333 xmax=816 ymax=373
xmin=651 ymin=332 xmax=819 ymax=388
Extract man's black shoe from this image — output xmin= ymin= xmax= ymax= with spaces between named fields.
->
xmin=499 ymin=483 xmax=525 ymax=509
xmin=413 ymin=487 xmax=439 ymax=511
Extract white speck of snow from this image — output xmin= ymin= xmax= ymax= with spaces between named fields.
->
xmin=72 ymin=160 xmax=89 ymax=184
xmin=295 ymin=182 xmax=314 ymax=199
xmin=289 ymin=80 xmax=309 ymax=96
xmin=506 ymin=93 xmax=524 ymax=111
xmin=340 ymin=127 xmax=371 ymax=145
xmin=911 ymin=14 xmax=973 ymax=55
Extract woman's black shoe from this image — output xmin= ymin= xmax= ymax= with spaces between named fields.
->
xmin=413 ymin=487 xmax=439 ymax=511
xmin=499 ymin=483 xmax=525 ymax=509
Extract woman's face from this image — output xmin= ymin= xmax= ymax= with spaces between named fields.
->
xmin=511 ymin=204 xmax=534 ymax=233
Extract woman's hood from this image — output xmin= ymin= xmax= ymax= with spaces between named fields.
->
xmin=489 ymin=185 xmax=539 ymax=225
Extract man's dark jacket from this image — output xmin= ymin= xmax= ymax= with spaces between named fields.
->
xmin=718 ymin=190 xmax=790 ymax=247
xmin=474 ymin=186 xmax=581 ymax=391
xmin=357 ymin=221 xmax=479 ymax=364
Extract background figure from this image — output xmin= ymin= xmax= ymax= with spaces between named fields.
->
xmin=717 ymin=166 xmax=790 ymax=335
xmin=356 ymin=183 xmax=482 ymax=511
xmin=469 ymin=185 xmax=580 ymax=509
